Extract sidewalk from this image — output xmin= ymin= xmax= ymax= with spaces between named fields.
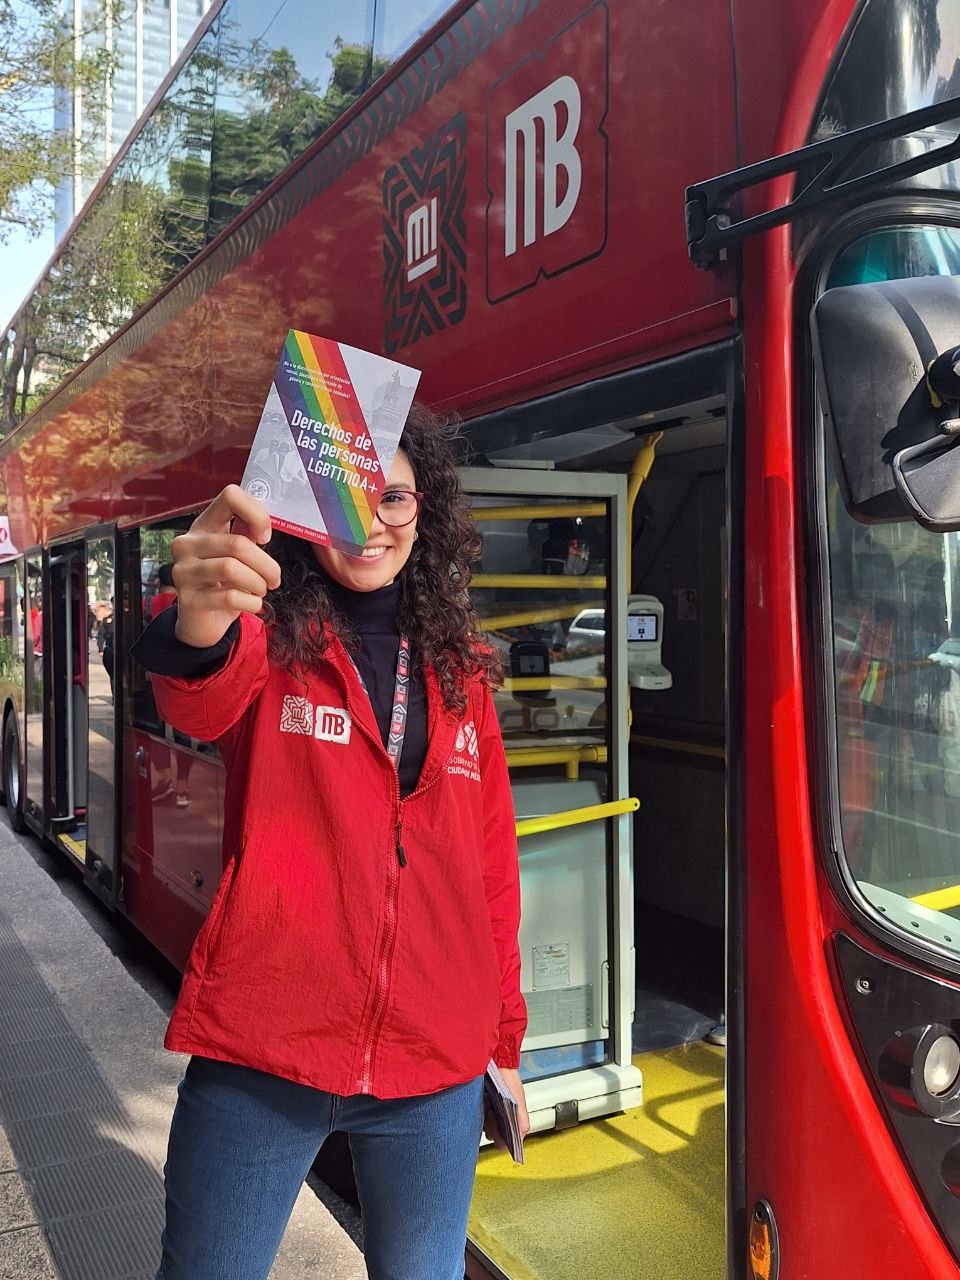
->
xmin=0 ymin=823 xmax=366 ymax=1279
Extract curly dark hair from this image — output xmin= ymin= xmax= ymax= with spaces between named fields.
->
xmin=262 ymin=404 xmax=501 ymax=716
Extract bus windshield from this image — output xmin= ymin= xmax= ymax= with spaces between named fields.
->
xmin=825 ymin=223 xmax=960 ymax=953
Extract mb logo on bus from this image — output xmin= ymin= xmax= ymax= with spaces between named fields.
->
xmin=486 ymin=2 xmax=608 ymax=304
xmin=383 ymin=113 xmax=467 ymax=353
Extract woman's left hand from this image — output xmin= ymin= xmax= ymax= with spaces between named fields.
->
xmin=484 ymin=1067 xmax=531 ymax=1151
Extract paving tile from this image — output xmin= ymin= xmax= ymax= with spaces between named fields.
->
xmin=0 ymin=1007 xmax=74 ymax=1047
xmin=0 ymin=981 xmax=56 ymax=1017
xmin=6 ymin=1107 xmax=142 ymax=1171
xmin=46 ymin=1199 xmax=163 ymax=1280
xmin=0 ymin=1066 xmax=115 ymax=1125
xmin=0 ymin=1037 xmax=90 ymax=1085
xmin=29 ymin=1148 xmax=162 ymax=1222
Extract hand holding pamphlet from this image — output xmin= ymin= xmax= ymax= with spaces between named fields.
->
xmin=483 ymin=1061 xmax=526 ymax=1164
xmin=241 ymin=330 xmax=421 ymax=555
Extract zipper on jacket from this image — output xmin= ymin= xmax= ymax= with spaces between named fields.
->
xmin=359 ymin=854 xmax=400 ymax=1090
xmin=358 ymin=770 xmax=403 ymax=1093
xmin=334 ymin=648 xmax=454 ymax=1093
xmin=357 ymin=761 xmax=450 ymax=1091
xmin=358 ymin=748 xmax=454 ymax=1091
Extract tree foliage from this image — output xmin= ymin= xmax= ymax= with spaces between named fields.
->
xmin=0 ymin=0 xmax=121 ymax=242
xmin=0 ymin=26 xmax=390 ymax=435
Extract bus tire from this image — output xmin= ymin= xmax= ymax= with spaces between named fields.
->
xmin=4 ymin=713 xmax=26 ymax=833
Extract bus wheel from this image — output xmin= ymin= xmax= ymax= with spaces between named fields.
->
xmin=3 ymin=714 xmax=25 ymax=833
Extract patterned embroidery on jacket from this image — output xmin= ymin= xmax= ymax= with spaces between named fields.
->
xmin=280 ymin=695 xmax=313 ymax=735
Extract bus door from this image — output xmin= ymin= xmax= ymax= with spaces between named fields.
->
xmin=123 ymin=521 xmax=224 ymax=972
xmin=458 ymin=385 xmax=732 ymax=1280
xmin=0 ymin=556 xmax=26 ymax=833
xmin=47 ymin=541 xmax=89 ymax=865
xmin=22 ymin=552 xmax=45 ymax=832
xmin=459 ymin=468 xmax=641 ymax=1130
xmin=83 ymin=527 xmax=120 ymax=906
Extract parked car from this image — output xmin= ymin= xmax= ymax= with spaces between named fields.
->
xmin=566 ymin=608 xmax=605 ymax=652
xmin=929 ymin=637 xmax=960 ymax=671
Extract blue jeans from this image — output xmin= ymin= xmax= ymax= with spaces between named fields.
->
xmin=155 ymin=1056 xmax=484 ymax=1280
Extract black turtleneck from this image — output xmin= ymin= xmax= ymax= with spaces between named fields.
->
xmin=130 ymin=579 xmax=429 ymax=797
xmin=326 ymin=579 xmax=428 ymax=796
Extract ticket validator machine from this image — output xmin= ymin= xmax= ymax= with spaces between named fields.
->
xmin=627 ymin=594 xmax=672 ymax=690
xmin=461 ymin=467 xmax=643 ymax=1133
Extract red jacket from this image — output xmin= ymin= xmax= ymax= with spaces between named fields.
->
xmin=152 ymin=612 xmax=526 ymax=1098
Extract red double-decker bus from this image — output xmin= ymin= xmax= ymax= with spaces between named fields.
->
xmin=7 ymin=0 xmax=960 ymax=1276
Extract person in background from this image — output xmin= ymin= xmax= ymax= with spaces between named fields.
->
xmin=132 ymin=408 xmax=528 ymax=1280
xmin=100 ymin=599 xmax=115 ymax=699
xmin=150 ymin=563 xmax=178 ymax=621
xmin=29 ymin=599 xmax=42 ymax=655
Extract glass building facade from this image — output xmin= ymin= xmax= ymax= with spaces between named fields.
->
xmin=54 ymin=0 xmax=214 ymax=243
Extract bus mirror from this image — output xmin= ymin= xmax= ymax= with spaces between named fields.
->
xmin=812 ymin=274 xmax=960 ymax=531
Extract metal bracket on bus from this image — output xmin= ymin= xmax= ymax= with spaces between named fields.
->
xmin=686 ymin=96 xmax=960 ymax=269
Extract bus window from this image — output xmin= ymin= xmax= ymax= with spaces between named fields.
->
xmin=374 ymin=1 xmax=456 ymax=63
xmin=825 ymin=223 xmax=960 ymax=953
xmin=0 ymin=559 xmax=24 ymax=695
xmin=130 ymin=522 xmax=220 ymax=762
xmin=208 ymin=0 xmax=378 ymax=240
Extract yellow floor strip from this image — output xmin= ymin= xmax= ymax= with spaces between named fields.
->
xmin=58 ymin=834 xmax=87 ymax=864
xmin=469 ymin=1043 xmax=725 ymax=1280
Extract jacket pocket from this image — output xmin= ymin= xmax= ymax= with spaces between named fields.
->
xmin=194 ymin=849 xmax=241 ymax=972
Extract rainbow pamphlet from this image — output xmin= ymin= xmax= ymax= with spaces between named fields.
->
xmin=241 ymin=331 xmax=421 ymax=554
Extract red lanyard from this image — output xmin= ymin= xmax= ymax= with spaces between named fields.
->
xmin=346 ymin=635 xmax=411 ymax=769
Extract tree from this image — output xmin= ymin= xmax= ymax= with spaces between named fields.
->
xmin=206 ymin=37 xmax=391 ymax=239
xmin=0 ymin=0 xmax=121 ymax=243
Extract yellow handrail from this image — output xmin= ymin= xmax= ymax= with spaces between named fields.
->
xmin=912 ymin=884 xmax=960 ymax=912
xmin=505 ymin=745 xmax=607 ymax=780
xmin=626 ymin=432 xmax=662 ymax=586
xmin=502 ymin=676 xmax=606 ymax=691
xmin=630 ymin=734 xmax=726 ymax=761
xmin=471 ymin=503 xmax=607 ymax=521
xmin=472 ymin=574 xmax=607 ymax=590
xmin=479 ymin=600 xmax=604 ymax=632
xmin=515 ymin=797 xmax=639 ymax=839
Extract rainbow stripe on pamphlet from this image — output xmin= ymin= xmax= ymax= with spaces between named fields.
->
xmin=241 ymin=330 xmax=420 ymax=554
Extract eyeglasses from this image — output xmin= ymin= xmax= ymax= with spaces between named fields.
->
xmin=376 ymin=489 xmax=423 ymax=528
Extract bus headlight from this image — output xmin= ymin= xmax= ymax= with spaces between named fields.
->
xmin=924 ymin=1034 xmax=960 ymax=1097
xmin=879 ymin=1023 xmax=960 ymax=1118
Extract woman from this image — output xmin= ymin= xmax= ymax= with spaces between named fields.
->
xmin=132 ymin=408 xmax=529 ymax=1280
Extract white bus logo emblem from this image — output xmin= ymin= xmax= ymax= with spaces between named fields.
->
xmin=406 ymin=197 xmax=438 ymax=282
xmin=504 ymin=75 xmax=582 ymax=257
